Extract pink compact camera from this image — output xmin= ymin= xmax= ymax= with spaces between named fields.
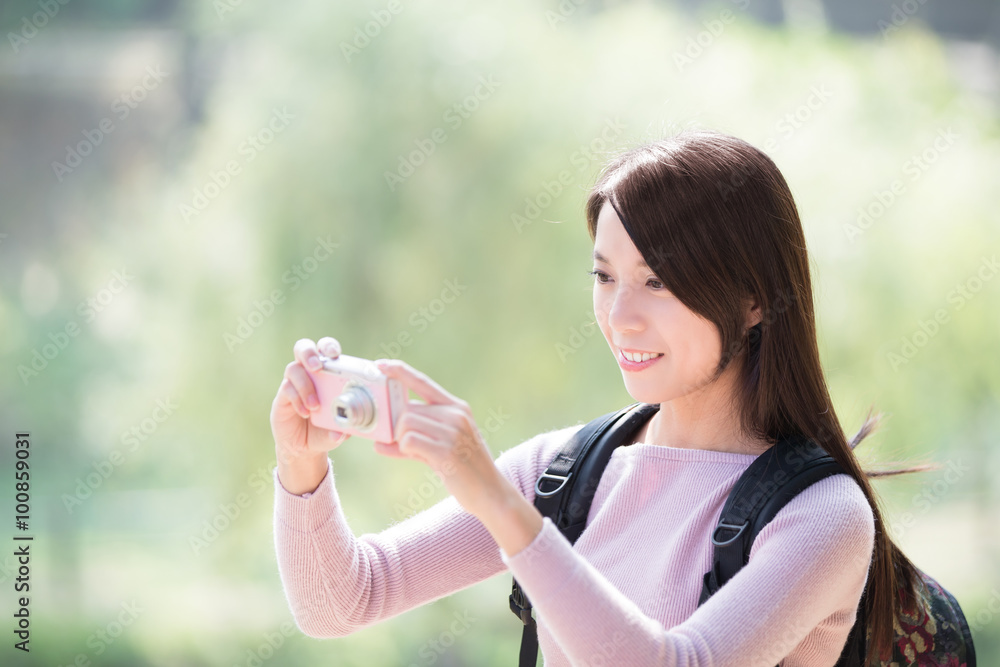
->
xmin=304 ymin=353 xmax=408 ymax=443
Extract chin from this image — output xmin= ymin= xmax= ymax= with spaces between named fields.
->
xmin=621 ymin=377 xmax=675 ymax=405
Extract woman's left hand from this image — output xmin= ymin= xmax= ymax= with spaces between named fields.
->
xmin=372 ymin=358 xmax=507 ymax=519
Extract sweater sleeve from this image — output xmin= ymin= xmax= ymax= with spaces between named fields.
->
xmin=500 ymin=472 xmax=876 ymax=667
xmin=271 ymin=427 xmax=570 ymax=638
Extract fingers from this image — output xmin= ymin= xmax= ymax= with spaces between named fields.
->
xmin=287 ymin=336 xmax=337 ymax=419
xmin=389 ymin=430 xmax=437 ymax=464
xmin=376 ymin=359 xmax=462 ymax=407
xmin=399 ymin=409 xmax=457 ymax=443
xmin=286 ymin=336 xmax=341 ymax=416
xmin=293 ymin=337 xmax=323 ymax=372
xmin=284 ymin=357 xmax=320 ymax=410
xmin=278 ymin=377 xmax=310 ymax=419
xmin=372 ymin=440 xmax=409 ymax=459
xmin=317 ymin=337 xmax=341 ymax=359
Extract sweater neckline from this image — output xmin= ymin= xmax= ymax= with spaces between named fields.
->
xmin=616 ymin=441 xmax=764 ymax=465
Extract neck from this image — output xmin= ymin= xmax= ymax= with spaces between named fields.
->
xmin=634 ymin=366 xmax=771 ymax=456
xmin=638 ymin=408 xmax=767 ymax=455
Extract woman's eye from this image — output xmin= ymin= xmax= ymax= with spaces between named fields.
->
xmin=587 ymin=269 xmax=611 ymax=284
xmin=588 ymin=270 xmax=665 ymax=291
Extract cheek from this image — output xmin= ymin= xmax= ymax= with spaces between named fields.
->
xmin=593 ymin=290 xmax=609 ymax=324
xmin=678 ymin=320 xmax=722 ymax=371
xmin=653 ymin=308 xmax=717 ymax=363
xmin=592 ymin=287 xmax=606 ymax=313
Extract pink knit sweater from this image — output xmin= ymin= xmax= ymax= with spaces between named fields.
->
xmin=272 ymin=422 xmax=876 ymax=666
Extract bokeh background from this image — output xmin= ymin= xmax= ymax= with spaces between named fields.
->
xmin=1 ymin=0 xmax=999 ymax=665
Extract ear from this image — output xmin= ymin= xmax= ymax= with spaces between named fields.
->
xmin=744 ymin=297 xmax=762 ymax=330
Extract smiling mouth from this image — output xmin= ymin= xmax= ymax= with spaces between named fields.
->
xmin=619 ymin=348 xmax=664 ymax=363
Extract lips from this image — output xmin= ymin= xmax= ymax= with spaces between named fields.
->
xmin=619 ymin=348 xmax=663 ymax=363
xmin=617 ymin=347 xmax=664 ymax=371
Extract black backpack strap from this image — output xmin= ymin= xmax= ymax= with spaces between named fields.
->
xmin=698 ymin=433 xmax=849 ymax=605
xmin=534 ymin=402 xmax=660 ymax=542
xmin=510 ymin=402 xmax=659 ymax=667
xmin=697 ymin=433 xmax=854 ymax=667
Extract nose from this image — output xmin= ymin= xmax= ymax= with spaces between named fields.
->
xmin=602 ymin=283 xmax=645 ymax=335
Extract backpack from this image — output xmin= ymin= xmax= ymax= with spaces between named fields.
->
xmin=508 ymin=402 xmax=976 ymax=667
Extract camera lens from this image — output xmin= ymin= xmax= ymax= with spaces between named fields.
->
xmin=333 ymin=382 xmax=376 ymax=431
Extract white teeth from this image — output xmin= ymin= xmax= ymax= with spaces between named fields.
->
xmin=622 ymin=350 xmax=662 ymax=363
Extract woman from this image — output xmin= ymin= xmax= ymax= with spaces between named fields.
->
xmin=270 ymin=129 xmax=927 ymax=665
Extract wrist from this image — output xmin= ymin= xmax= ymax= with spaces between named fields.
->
xmin=476 ymin=475 xmax=544 ymax=558
xmin=276 ymin=450 xmax=329 ymax=496
xmin=465 ymin=467 xmax=514 ymax=520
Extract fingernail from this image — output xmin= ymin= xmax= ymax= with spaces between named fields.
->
xmin=307 ymin=394 xmax=319 ymax=408
xmin=308 ymin=355 xmax=322 ymax=370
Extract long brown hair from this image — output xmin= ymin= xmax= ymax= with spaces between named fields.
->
xmin=584 ymin=128 xmax=939 ymax=664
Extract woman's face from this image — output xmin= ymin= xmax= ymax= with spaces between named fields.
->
xmin=591 ymin=201 xmax=725 ymax=405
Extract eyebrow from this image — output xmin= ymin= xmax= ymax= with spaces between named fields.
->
xmin=592 ymin=250 xmax=649 ymax=268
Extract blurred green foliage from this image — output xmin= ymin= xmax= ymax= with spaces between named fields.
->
xmin=1 ymin=0 xmax=998 ymax=664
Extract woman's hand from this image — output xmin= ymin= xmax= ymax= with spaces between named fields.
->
xmin=270 ymin=336 xmax=350 ymax=494
xmin=372 ymin=358 xmax=508 ymax=519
